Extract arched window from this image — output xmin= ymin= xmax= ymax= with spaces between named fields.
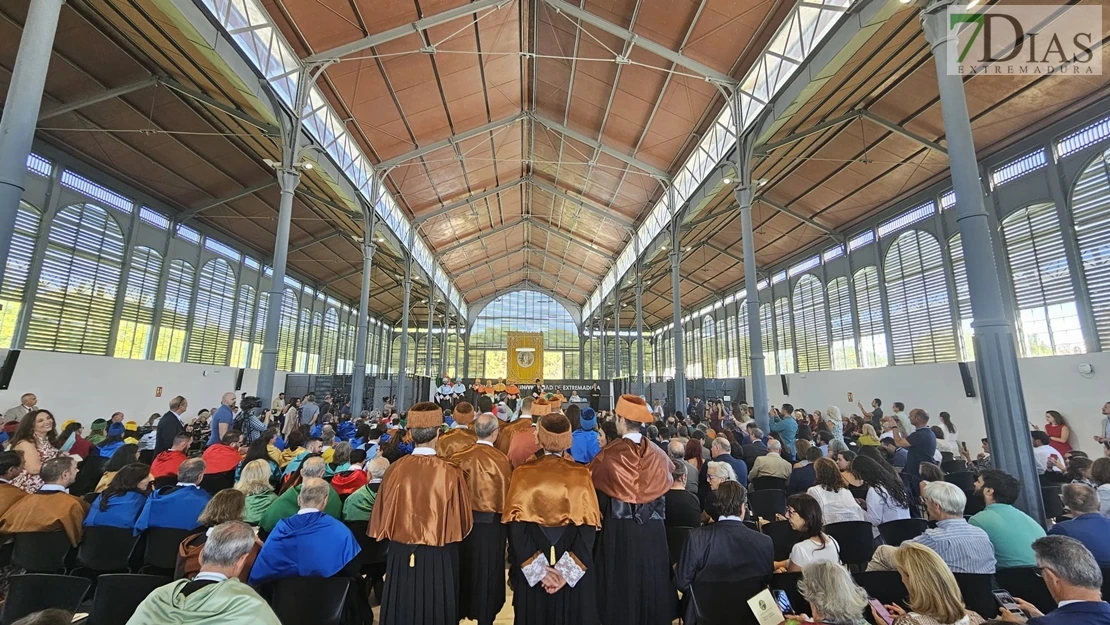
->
xmin=1001 ymin=202 xmax=1084 ymax=356
xmin=445 ymin=332 xmax=461 ymax=378
xmin=277 ymin=289 xmax=298 ymax=371
xmin=188 ymin=258 xmax=237 ymax=365
xmin=296 ymin=310 xmax=316 ymax=373
xmin=0 ymin=202 xmax=42 ymax=348
xmin=585 ymin=337 xmax=602 ymax=379
xmin=853 ymin=266 xmax=888 ymax=367
xmin=115 ymin=246 xmax=162 ymax=360
xmin=774 ymin=297 xmax=794 ymax=374
xmin=760 ymin=303 xmax=777 ymax=375
xmin=948 ymin=234 xmax=974 ymax=360
xmin=884 ymin=230 xmax=957 ymax=364
xmin=27 ymin=203 xmax=125 ymax=354
xmin=155 ymin=259 xmax=195 ymax=362
xmin=418 ymin=335 xmax=441 ymax=377
xmin=1072 ymin=148 xmax=1110 ymax=345
xmin=319 ymin=308 xmax=339 ymax=375
xmin=736 ymin=300 xmax=751 ymax=377
xmin=469 ymin=291 xmax=579 ymax=380
xmin=230 ymin=284 xmax=257 ymax=367
xmin=792 ymin=275 xmax=830 ymax=372
xmin=701 ymin=316 xmax=717 ymax=378
xmin=827 ymin=277 xmax=857 ymax=369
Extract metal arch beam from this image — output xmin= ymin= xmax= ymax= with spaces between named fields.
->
xmin=754 ymin=196 xmax=838 ymax=237
xmin=521 ymin=270 xmax=593 ymax=298
xmin=324 ymin=265 xmax=362 ymax=286
xmin=304 ymin=0 xmax=510 ymax=63
xmin=413 ymin=178 xmax=526 ymax=224
xmin=860 ymin=111 xmax=948 ymax=155
xmin=541 ymin=0 xmax=737 ymax=87
xmin=531 ymin=178 xmax=634 ymax=228
xmin=295 ymin=188 xmax=362 ymax=219
xmin=179 ymin=180 xmax=278 ymax=220
xmin=158 ymin=77 xmax=280 ymax=135
xmin=526 ymin=246 xmax=599 ymax=281
xmin=705 ymin=241 xmax=745 ymax=266
xmin=532 ymin=115 xmax=670 ymax=180
xmin=526 ymin=218 xmax=617 ymax=259
xmin=467 ymin=285 xmax=583 ymax=328
xmin=452 ymin=248 xmax=528 ymax=278
xmin=753 ymin=111 xmax=864 ymax=155
xmin=436 ymin=219 xmax=526 ymax=256
xmin=289 ymin=231 xmax=341 ymax=254
xmin=377 ymin=113 xmax=527 ymax=171
xmin=38 ymin=77 xmax=161 ymax=121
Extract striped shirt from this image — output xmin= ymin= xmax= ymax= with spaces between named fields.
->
xmin=909 ymin=518 xmax=997 ymax=574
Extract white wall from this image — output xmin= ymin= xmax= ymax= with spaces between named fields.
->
xmin=0 ymin=349 xmax=287 ymax=427
xmin=759 ymin=352 xmax=1110 ymax=455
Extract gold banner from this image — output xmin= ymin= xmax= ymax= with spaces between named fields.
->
xmin=507 ymin=331 xmax=544 ymax=382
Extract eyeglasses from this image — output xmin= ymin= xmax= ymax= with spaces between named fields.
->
xmin=1033 ymin=567 xmax=1052 ymax=578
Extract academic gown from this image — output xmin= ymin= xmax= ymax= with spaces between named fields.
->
xmin=85 ymin=491 xmax=148 ymax=530
xmin=451 ymin=442 xmax=513 ymax=625
xmin=0 ymin=482 xmax=27 ymax=517
xmin=248 ymin=511 xmax=361 ymax=585
xmin=259 ymin=483 xmax=342 ymax=533
xmin=0 ymin=490 xmax=89 ymax=546
xmin=589 ymin=437 xmax=677 ymax=625
xmin=437 ymin=427 xmax=478 ymax=458
xmin=369 ymin=452 xmax=473 ymax=625
xmin=503 ymin=454 xmax=602 ymax=625
xmin=134 ymin=485 xmax=211 ymax=535
xmin=496 ymin=418 xmax=533 ymax=456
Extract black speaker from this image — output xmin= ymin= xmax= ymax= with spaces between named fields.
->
xmin=235 ymin=368 xmax=245 ymax=391
xmin=780 ymin=374 xmax=789 ymax=396
xmin=0 ymin=350 xmax=20 ymax=391
xmin=958 ymin=362 xmax=976 ymax=398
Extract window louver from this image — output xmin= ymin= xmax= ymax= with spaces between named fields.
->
xmin=853 ymin=266 xmax=888 ymax=368
xmin=701 ymin=316 xmax=717 ymax=379
xmin=27 ymin=203 xmax=125 ymax=355
xmin=277 ymin=290 xmax=298 ymax=371
xmin=884 ymin=230 xmax=957 ymax=364
xmin=114 ymin=246 xmax=162 ymax=359
xmin=774 ymin=297 xmax=794 ymax=374
xmin=155 ymin=260 xmax=195 ymax=362
xmin=827 ymin=277 xmax=857 ymax=369
xmin=230 ymin=284 xmax=257 ymax=367
xmin=1070 ymin=150 xmax=1110 ymax=347
xmin=760 ymin=303 xmax=776 ymax=375
xmin=792 ymin=274 xmax=831 ymax=372
xmin=187 ymin=258 xmax=237 ymax=365
xmin=947 ymin=234 xmax=974 ymax=360
xmin=736 ymin=301 xmax=751 ymax=377
xmin=0 ymin=203 xmax=43 ymax=348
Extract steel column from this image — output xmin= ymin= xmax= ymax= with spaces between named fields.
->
xmin=0 ymin=0 xmax=66 ymax=292
xmin=922 ymin=0 xmax=1041 ymax=519
xmin=635 ymin=265 xmax=645 ymax=395
xmin=350 ymin=181 xmax=379 ymax=415
xmin=736 ymin=133 xmax=769 ymax=433
xmin=256 ymin=167 xmax=301 ymax=404
xmin=613 ymin=286 xmax=622 ymax=379
xmin=396 ymin=250 xmax=414 ymax=410
xmin=669 ymin=185 xmax=687 ymax=415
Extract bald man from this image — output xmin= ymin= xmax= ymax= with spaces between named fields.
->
xmin=207 ymin=392 xmax=237 ymax=448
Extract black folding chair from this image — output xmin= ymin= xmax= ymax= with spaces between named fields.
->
xmin=266 ymin=577 xmax=350 ymax=625
xmin=71 ymin=455 xmax=108 ymax=498
xmin=142 ymin=527 xmax=196 ymax=573
xmin=953 ymin=573 xmax=997 ymax=619
xmin=87 ymin=574 xmax=171 ymax=625
xmin=78 ymin=526 xmax=141 ymax=574
xmin=964 ymin=492 xmax=986 ymax=517
xmin=1102 ymin=567 xmax=1110 ymax=600
xmin=749 ymin=489 xmax=787 ymax=521
xmin=824 ymin=521 xmax=875 ymax=568
xmin=666 ymin=526 xmax=694 ymax=567
xmin=688 ymin=577 xmax=770 ymax=625
xmin=12 ymin=532 xmax=72 ymax=573
xmin=853 ymin=570 xmax=909 ymax=607
xmin=0 ymin=574 xmax=90 ymax=625
xmin=944 ymin=472 xmax=977 ymax=492
xmin=941 ymin=460 xmax=968 ymax=474
xmin=751 ymin=476 xmax=787 ymax=492
xmin=1040 ymin=485 xmax=1064 ymax=521
xmin=761 ymin=520 xmax=801 ymax=562
xmin=878 ymin=518 xmax=930 ymax=546
xmin=995 ymin=567 xmax=1057 ymax=615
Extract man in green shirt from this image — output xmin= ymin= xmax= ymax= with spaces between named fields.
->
xmin=260 ymin=457 xmax=342 ymax=532
xmin=968 ymin=469 xmax=1046 ymax=568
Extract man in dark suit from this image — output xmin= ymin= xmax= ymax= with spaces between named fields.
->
xmin=998 ymin=535 xmax=1110 ymax=624
xmin=787 ymin=446 xmax=821 ymax=495
xmin=665 ymin=462 xmax=702 ymax=529
xmin=154 ymin=395 xmax=189 ymax=456
xmin=741 ymin=428 xmax=768 ymax=471
xmin=675 ymin=481 xmax=773 ymax=624
xmin=1048 ymin=484 xmax=1110 ymax=567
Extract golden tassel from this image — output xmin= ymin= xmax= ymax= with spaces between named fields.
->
xmin=550 ymin=546 xmax=556 ymax=565
xmin=409 ymin=553 xmax=415 ymax=568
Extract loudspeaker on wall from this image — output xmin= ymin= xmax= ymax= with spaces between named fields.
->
xmin=957 ymin=362 xmax=976 ymax=398
xmin=0 ymin=350 xmax=20 ymax=391
xmin=780 ymin=374 xmax=789 ymax=396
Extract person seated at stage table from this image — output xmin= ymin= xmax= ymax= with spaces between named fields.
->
xmin=135 ymin=458 xmax=211 ymax=535
xmin=0 ymin=456 xmax=87 ymax=546
xmin=85 ymin=463 xmax=152 ymax=530
xmin=259 ymin=457 xmax=341 ymax=533
xmin=249 ymin=478 xmax=361 ymax=585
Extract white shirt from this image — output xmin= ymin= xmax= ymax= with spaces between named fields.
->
xmin=476 ymin=440 xmax=494 ymax=447
xmin=1033 ymin=444 xmax=1063 ymax=474
xmin=718 ymin=515 xmax=743 ymax=523
xmin=176 ymin=482 xmax=201 ymax=489
xmin=790 ymin=535 xmax=840 ymax=568
xmin=39 ymin=484 xmax=68 ymax=493
xmin=412 ymin=447 xmax=436 ymax=456
xmin=866 ymin=486 xmax=910 ymax=537
xmin=296 ymin=507 xmax=321 ymax=515
xmin=623 ymin=433 xmax=643 ymax=444
xmin=807 ymin=486 xmax=866 ymax=524
xmin=193 ymin=572 xmax=229 ymax=583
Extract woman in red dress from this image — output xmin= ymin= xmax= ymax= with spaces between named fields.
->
xmin=1042 ymin=410 xmax=1072 ymax=457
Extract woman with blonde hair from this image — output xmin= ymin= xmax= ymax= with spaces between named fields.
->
xmin=235 ymin=458 xmax=278 ymax=525
xmin=857 ymin=423 xmax=881 ymax=447
xmin=875 ymin=542 xmax=984 ymax=625
xmin=790 ymin=561 xmax=869 ymax=625
xmin=176 ymin=489 xmax=262 ymax=581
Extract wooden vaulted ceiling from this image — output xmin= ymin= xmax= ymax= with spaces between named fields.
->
xmin=1 ymin=0 xmax=1107 ymax=328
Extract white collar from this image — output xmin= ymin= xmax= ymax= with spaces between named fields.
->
xmin=450 ymin=423 xmax=468 ymax=429
xmin=623 ymin=432 xmax=643 ymax=444
xmin=1057 ymin=600 xmax=1091 ymax=608
xmin=193 ymin=572 xmax=229 ymax=583
xmin=369 ymin=478 xmax=383 ymax=484
xmin=476 ymin=440 xmax=494 ymax=447
xmin=718 ymin=515 xmax=743 ymax=522
xmin=38 ymin=484 xmax=68 ymax=493
xmin=296 ymin=507 xmax=321 ymax=515
xmin=176 ymin=482 xmax=200 ymax=489
xmin=412 ymin=447 xmax=437 ymax=456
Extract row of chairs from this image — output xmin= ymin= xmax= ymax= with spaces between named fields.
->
xmin=9 ymin=527 xmax=197 ymax=576
xmin=0 ymin=573 xmax=352 ymax=625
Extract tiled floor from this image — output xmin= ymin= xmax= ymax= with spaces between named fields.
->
xmin=370 ymin=581 xmax=516 ymax=625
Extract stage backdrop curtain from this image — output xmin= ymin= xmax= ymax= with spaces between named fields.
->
xmin=507 ymin=331 xmax=544 ymax=381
